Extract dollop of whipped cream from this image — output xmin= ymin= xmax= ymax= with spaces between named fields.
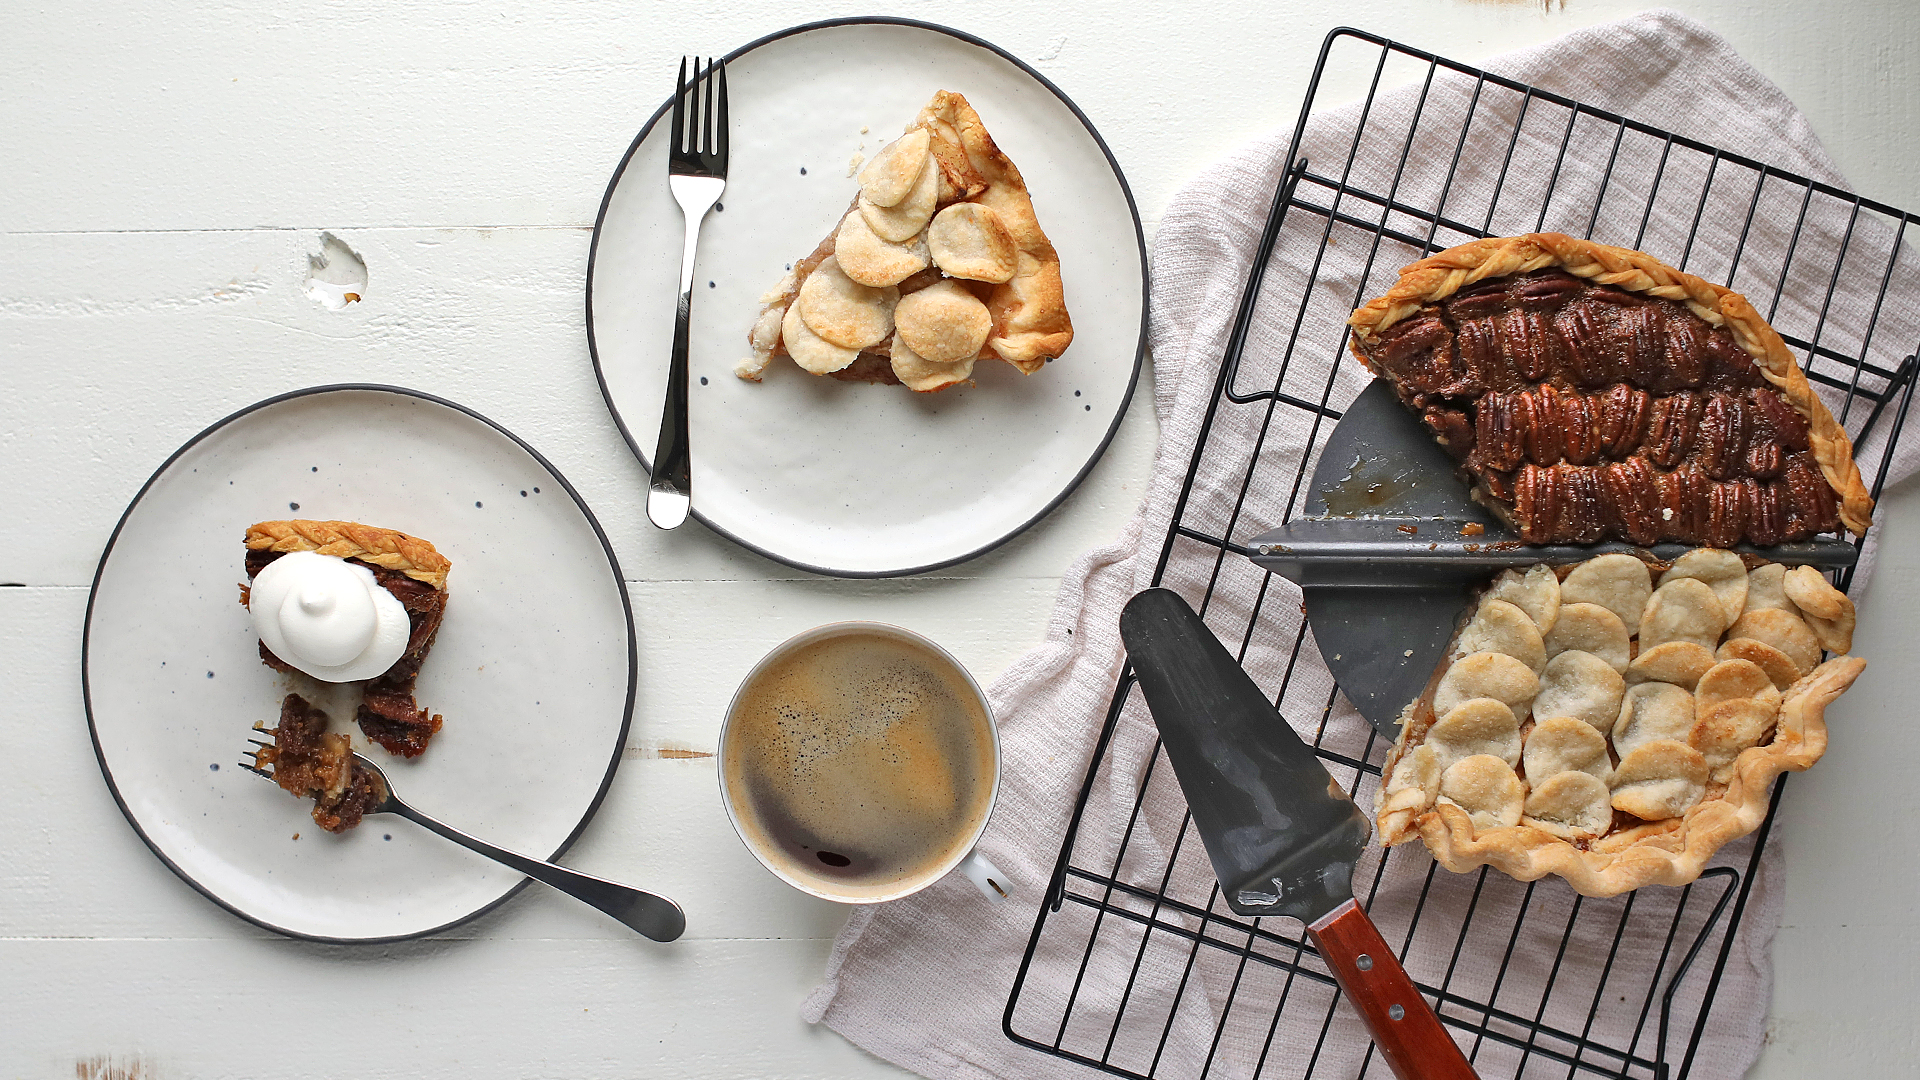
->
xmin=249 ymin=550 xmax=410 ymax=682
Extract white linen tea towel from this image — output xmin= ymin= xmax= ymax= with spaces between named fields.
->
xmin=803 ymin=11 xmax=1920 ymax=1080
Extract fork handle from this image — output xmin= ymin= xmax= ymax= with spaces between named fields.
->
xmin=388 ymin=798 xmax=686 ymax=942
xmin=647 ymin=178 xmax=718 ymax=530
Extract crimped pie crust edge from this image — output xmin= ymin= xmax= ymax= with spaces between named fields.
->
xmin=1382 ymin=654 xmax=1863 ymax=897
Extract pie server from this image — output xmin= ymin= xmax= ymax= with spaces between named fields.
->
xmin=1242 ymin=378 xmax=1859 ymax=739
xmin=1120 ymin=588 xmax=1479 ymax=1080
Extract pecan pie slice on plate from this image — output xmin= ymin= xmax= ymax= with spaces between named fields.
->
xmin=1376 ymin=549 xmax=1864 ymax=896
xmin=241 ymin=519 xmax=451 ymax=830
xmin=1347 ymin=234 xmax=1874 ymax=546
xmin=738 ymin=90 xmax=1073 ymax=392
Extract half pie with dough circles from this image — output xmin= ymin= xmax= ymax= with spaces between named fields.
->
xmin=739 ymin=91 xmax=1073 ymax=392
xmin=1375 ymin=549 xmax=1864 ymax=896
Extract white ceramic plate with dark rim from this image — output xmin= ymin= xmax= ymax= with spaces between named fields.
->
xmin=83 ymin=385 xmax=637 ymax=942
xmin=588 ymin=17 xmax=1146 ymax=577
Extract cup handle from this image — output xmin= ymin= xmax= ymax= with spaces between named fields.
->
xmin=957 ymin=849 xmax=1009 ymax=903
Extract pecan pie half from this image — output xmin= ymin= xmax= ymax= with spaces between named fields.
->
xmin=1347 ymin=234 xmax=1873 ymax=546
xmin=737 ymin=91 xmax=1073 ymax=392
xmin=241 ymin=520 xmax=450 ymax=758
xmin=1375 ymin=549 xmax=1864 ymax=896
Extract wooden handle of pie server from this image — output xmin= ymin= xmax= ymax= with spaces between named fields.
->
xmin=1307 ymin=898 xmax=1479 ymax=1080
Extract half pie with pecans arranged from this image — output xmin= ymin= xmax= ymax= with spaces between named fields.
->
xmin=241 ymin=519 xmax=449 ymax=831
xmin=738 ymin=91 xmax=1073 ymax=392
xmin=1375 ymin=550 xmax=1864 ymax=895
xmin=1347 ymin=233 xmax=1874 ymax=546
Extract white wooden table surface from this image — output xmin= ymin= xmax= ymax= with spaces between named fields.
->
xmin=4 ymin=2 xmax=1915 ymax=1076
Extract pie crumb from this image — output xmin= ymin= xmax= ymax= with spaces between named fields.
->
xmin=847 ymin=152 xmax=865 ymax=177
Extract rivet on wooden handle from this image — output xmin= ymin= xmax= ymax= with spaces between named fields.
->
xmin=1307 ymin=898 xmax=1480 ymax=1080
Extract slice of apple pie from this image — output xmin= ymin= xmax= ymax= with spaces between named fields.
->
xmin=1375 ymin=549 xmax=1864 ymax=896
xmin=738 ymin=91 xmax=1073 ymax=392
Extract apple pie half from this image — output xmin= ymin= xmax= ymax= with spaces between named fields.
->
xmin=737 ymin=91 xmax=1073 ymax=392
xmin=1347 ymin=234 xmax=1874 ymax=546
xmin=1374 ymin=549 xmax=1865 ymax=896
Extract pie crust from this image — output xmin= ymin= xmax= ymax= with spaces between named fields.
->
xmin=1375 ymin=549 xmax=1865 ymax=896
xmin=1347 ymin=234 xmax=1874 ymax=544
xmin=739 ymin=91 xmax=1073 ymax=391
xmin=242 ymin=519 xmax=450 ymax=759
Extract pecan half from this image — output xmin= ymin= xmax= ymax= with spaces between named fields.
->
xmin=1643 ymin=391 xmax=1702 ymax=469
xmin=1596 ymin=384 xmax=1651 ymax=458
xmin=1561 ymin=390 xmax=1599 ymax=465
xmin=1473 ymin=393 xmax=1523 ymax=472
xmin=1600 ymin=458 xmax=1662 ymax=545
xmin=1521 ymin=385 xmax=1565 ymax=466
xmin=1696 ymin=391 xmax=1751 ymax=481
xmin=1511 ymin=464 xmax=1560 ymax=544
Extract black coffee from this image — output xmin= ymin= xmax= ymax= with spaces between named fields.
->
xmin=722 ymin=631 xmax=996 ymax=899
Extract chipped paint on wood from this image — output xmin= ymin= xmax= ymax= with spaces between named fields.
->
xmin=76 ymin=1054 xmax=153 ymax=1080
xmin=625 ymin=741 xmax=714 ymax=760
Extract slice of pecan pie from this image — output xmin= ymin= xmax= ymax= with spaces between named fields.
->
xmin=1347 ymin=234 xmax=1874 ymax=546
xmin=250 ymin=693 xmax=386 ymax=833
xmin=737 ymin=91 xmax=1073 ymax=392
xmin=241 ymin=520 xmax=450 ymax=758
xmin=1375 ymin=549 xmax=1864 ymax=896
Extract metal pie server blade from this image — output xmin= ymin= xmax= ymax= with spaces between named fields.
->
xmin=1120 ymin=588 xmax=1479 ymax=1080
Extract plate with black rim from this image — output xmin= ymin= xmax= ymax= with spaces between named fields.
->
xmin=588 ymin=17 xmax=1146 ymax=577
xmin=83 ymin=385 xmax=637 ymax=942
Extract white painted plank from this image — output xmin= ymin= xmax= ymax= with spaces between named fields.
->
xmin=0 ymin=226 xmax=1158 ymax=588
xmin=1 ymin=2 xmax=1914 ymax=236
xmin=0 ymin=937 xmax=914 ymax=1079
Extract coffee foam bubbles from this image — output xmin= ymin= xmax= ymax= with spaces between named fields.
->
xmin=722 ymin=632 xmax=995 ymax=900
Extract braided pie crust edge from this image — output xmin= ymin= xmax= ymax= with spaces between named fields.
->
xmin=245 ymin=519 xmax=450 ymax=590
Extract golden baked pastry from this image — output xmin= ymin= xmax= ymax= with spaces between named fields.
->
xmin=1347 ymin=234 xmax=1873 ymax=545
xmin=242 ymin=520 xmax=450 ymax=759
xmin=739 ymin=91 xmax=1073 ymax=392
xmin=1375 ymin=549 xmax=1865 ymax=896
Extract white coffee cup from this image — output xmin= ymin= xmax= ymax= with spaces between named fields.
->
xmin=716 ymin=621 xmax=1008 ymax=904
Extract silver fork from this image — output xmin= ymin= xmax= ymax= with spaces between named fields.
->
xmin=243 ymin=728 xmax=686 ymax=942
xmin=647 ymin=55 xmax=729 ymax=530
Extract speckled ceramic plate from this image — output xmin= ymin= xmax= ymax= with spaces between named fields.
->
xmin=587 ymin=17 xmax=1146 ymax=576
xmin=83 ymin=385 xmax=636 ymax=942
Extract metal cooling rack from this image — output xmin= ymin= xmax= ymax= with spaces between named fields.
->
xmin=1004 ymin=27 xmax=1917 ymax=1080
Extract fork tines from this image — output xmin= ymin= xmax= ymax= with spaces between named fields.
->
xmin=239 ymin=722 xmax=275 ymax=777
xmin=670 ymin=55 xmax=729 ymax=176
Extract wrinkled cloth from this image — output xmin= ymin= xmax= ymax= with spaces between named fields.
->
xmin=803 ymin=11 xmax=1919 ymax=1079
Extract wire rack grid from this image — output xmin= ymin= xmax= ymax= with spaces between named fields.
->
xmin=1003 ymin=26 xmax=1918 ymax=1080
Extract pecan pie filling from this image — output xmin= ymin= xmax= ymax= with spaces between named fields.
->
xmin=246 ymin=547 xmax=447 ymax=757
xmin=1353 ymin=268 xmax=1843 ymax=545
xmin=253 ymin=692 xmax=387 ymax=833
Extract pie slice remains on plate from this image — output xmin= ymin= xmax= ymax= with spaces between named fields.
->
xmin=1375 ymin=548 xmax=1865 ymax=896
xmin=242 ymin=519 xmax=450 ymax=759
xmin=738 ymin=90 xmax=1073 ymax=392
xmin=1347 ymin=234 xmax=1874 ymax=546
